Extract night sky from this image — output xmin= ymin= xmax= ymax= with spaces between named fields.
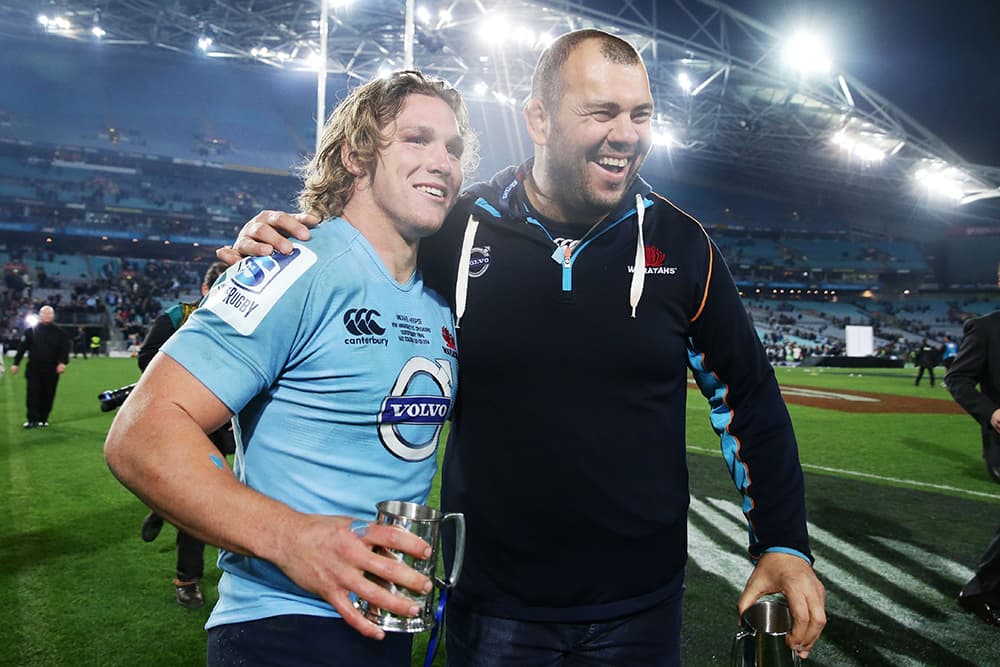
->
xmin=746 ymin=0 xmax=1000 ymax=167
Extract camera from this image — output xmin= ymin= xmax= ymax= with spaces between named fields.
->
xmin=98 ymin=383 xmax=136 ymax=412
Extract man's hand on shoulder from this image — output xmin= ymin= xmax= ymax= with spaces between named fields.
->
xmin=217 ymin=210 xmax=319 ymax=265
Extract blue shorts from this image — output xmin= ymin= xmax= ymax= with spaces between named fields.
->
xmin=206 ymin=614 xmax=412 ymax=667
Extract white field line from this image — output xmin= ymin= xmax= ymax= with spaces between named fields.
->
xmin=686 ymin=498 xmax=857 ymax=666
xmin=778 ymin=386 xmax=881 ymax=402
xmin=870 ymin=536 xmax=974 ymax=583
xmin=698 ymin=496 xmax=989 ymax=649
xmin=686 ymin=444 xmax=1000 ymax=501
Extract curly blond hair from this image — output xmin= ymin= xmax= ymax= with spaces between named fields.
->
xmin=298 ymin=70 xmax=478 ymax=220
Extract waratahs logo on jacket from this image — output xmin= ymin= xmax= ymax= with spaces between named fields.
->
xmin=378 ymin=356 xmax=455 ymax=461
xmin=628 ymin=245 xmax=677 ymax=275
xmin=206 ymin=245 xmax=316 ymax=335
xmin=440 ymin=325 xmax=457 ymax=358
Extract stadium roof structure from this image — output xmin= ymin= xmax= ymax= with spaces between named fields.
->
xmin=2 ymin=0 xmax=999 ymax=208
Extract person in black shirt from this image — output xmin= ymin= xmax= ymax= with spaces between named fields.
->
xmin=946 ymin=311 xmax=1000 ymax=626
xmin=135 ymin=261 xmax=236 ymax=609
xmin=11 ymin=305 xmax=70 ymax=428
xmin=914 ymin=338 xmax=941 ymax=387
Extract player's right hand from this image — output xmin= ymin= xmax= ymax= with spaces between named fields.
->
xmin=216 ymin=210 xmax=319 ymax=265
xmin=270 ymin=513 xmax=433 ymax=640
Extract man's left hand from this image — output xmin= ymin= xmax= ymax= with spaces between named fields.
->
xmin=56 ymin=363 xmax=66 ymax=374
xmin=737 ymin=551 xmax=826 ymax=660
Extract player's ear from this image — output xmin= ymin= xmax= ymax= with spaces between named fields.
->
xmin=341 ymin=143 xmax=366 ymax=178
xmin=524 ymin=98 xmax=549 ymax=146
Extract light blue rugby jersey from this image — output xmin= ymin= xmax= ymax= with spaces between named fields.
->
xmin=160 ymin=217 xmax=458 ymax=628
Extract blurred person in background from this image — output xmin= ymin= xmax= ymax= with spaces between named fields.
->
xmin=914 ymin=338 xmax=941 ymax=387
xmin=11 ymin=305 xmax=69 ymax=428
xmin=135 ymin=261 xmax=236 ymax=610
xmin=946 ymin=308 xmax=1000 ymax=626
xmin=105 ymin=70 xmax=472 ymax=666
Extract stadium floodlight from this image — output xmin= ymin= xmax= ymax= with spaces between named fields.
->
xmin=538 ymin=32 xmax=555 ymax=48
xmin=677 ymin=71 xmax=693 ymax=94
xmin=329 ymin=0 xmax=353 ymax=8
xmin=914 ymin=163 xmax=967 ymax=203
xmin=830 ymin=130 xmax=885 ymax=164
xmin=416 ymin=6 xmax=431 ymax=24
xmin=303 ymin=49 xmax=324 ymax=71
xmin=652 ymin=128 xmax=678 ymax=148
xmin=91 ymin=11 xmax=105 ymax=39
xmin=38 ymin=14 xmax=72 ymax=32
xmin=473 ymin=81 xmax=489 ymax=95
xmin=198 ymin=36 xmax=213 ymax=51
xmin=438 ymin=9 xmax=453 ymax=25
xmin=479 ymin=15 xmax=509 ymax=45
xmin=782 ymin=30 xmax=832 ymax=74
xmin=26 ymin=314 xmax=39 ymax=328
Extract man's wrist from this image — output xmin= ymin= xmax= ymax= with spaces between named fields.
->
xmin=761 ymin=546 xmax=813 ymax=565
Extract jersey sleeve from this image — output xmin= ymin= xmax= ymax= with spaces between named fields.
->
xmin=161 ymin=246 xmax=319 ymax=414
xmin=686 ymin=233 xmax=812 ymax=563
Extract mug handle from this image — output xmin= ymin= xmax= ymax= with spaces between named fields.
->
xmin=730 ymin=627 xmax=754 ymax=667
xmin=434 ymin=512 xmax=465 ymax=589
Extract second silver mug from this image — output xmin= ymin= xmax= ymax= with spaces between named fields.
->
xmin=731 ymin=598 xmax=800 ymax=667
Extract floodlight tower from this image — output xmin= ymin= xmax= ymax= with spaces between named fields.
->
xmin=316 ymin=0 xmax=329 ymax=155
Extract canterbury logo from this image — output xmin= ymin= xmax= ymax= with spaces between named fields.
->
xmin=344 ymin=308 xmax=385 ymax=336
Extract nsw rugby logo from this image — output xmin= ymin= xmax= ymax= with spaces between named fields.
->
xmin=205 ymin=245 xmax=316 ymax=335
xmin=233 ymin=250 xmax=302 ymax=293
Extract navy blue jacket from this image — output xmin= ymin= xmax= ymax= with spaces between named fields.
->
xmin=420 ymin=163 xmax=810 ymax=622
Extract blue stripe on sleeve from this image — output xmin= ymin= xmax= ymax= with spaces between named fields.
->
xmin=687 ymin=341 xmax=757 ymax=533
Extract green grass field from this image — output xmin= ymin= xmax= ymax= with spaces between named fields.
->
xmin=2 ymin=357 xmax=998 ymax=666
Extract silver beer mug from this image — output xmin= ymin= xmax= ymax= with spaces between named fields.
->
xmin=731 ymin=598 xmax=801 ymax=667
xmin=355 ymin=500 xmax=465 ymax=633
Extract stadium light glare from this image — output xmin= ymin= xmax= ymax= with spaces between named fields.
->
xmin=329 ymin=0 xmax=353 ymax=8
xmin=26 ymin=314 xmax=39 ymax=328
xmin=479 ymin=16 xmax=509 ymax=45
xmin=914 ymin=165 xmax=966 ymax=202
xmin=416 ymin=6 xmax=432 ymax=24
xmin=439 ymin=9 xmax=453 ymax=24
xmin=91 ymin=25 xmax=105 ymax=39
xmin=39 ymin=14 xmax=72 ymax=32
xmin=198 ymin=36 xmax=213 ymax=51
xmin=830 ymin=130 xmax=885 ymax=164
xmin=514 ymin=26 xmax=535 ymax=46
xmin=677 ymin=71 xmax=693 ymax=94
xmin=652 ymin=129 xmax=678 ymax=148
xmin=473 ymin=81 xmax=489 ymax=95
xmin=782 ymin=30 xmax=832 ymax=74
xmin=303 ymin=49 xmax=323 ymax=70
